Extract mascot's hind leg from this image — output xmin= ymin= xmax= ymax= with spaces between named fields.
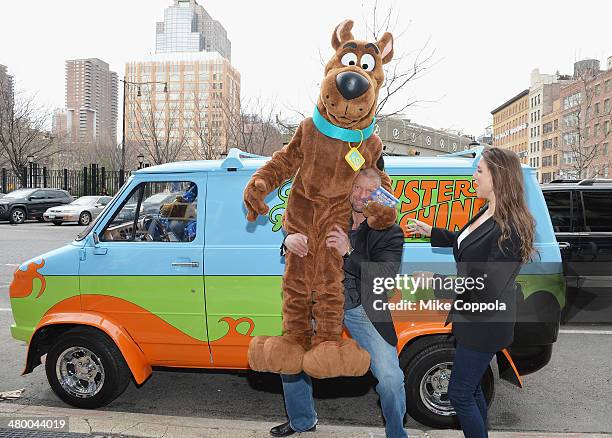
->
xmin=302 ymin=239 xmax=370 ymax=379
xmin=247 ymin=251 xmax=313 ymax=374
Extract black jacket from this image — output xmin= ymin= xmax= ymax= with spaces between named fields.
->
xmin=344 ymin=221 xmax=404 ymax=346
xmin=431 ymin=205 xmax=522 ymax=353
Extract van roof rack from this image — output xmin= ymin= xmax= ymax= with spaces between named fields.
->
xmin=549 ymin=179 xmax=580 ymax=183
xmin=438 ymin=145 xmax=484 ymax=159
xmin=221 ymin=148 xmax=267 ymax=170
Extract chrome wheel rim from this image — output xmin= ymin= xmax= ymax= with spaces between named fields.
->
xmin=56 ymin=346 xmax=105 ymax=398
xmin=12 ymin=210 xmax=24 ymax=223
xmin=80 ymin=213 xmax=90 ymax=225
xmin=419 ymin=361 xmax=455 ymax=416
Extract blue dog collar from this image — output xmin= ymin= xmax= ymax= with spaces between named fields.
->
xmin=313 ymin=106 xmax=376 ymax=142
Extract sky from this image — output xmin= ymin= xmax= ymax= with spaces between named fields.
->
xmin=1 ymin=0 xmax=612 ymax=138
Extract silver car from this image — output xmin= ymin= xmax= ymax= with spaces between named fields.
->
xmin=44 ymin=195 xmax=112 ymax=226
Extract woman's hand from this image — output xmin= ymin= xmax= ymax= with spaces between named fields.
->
xmin=406 ymin=219 xmax=432 ymax=237
xmin=285 ymin=233 xmax=309 ymax=257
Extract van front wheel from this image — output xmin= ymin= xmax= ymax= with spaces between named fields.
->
xmin=45 ymin=328 xmax=131 ymax=409
xmin=403 ymin=341 xmax=494 ymax=429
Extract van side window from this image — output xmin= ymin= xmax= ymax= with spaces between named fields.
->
xmin=543 ymin=191 xmax=572 ymax=232
xmin=581 ymin=191 xmax=612 ymax=232
xmin=101 ymin=181 xmax=197 ymax=242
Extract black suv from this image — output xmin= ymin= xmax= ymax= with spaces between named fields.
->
xmin=541 ymin=179 xmax=612 ymax=324
xmin=0 ymin=188 xmax=73 ymax=224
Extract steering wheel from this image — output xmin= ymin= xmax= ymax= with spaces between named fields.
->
xmin=138 ymin=214 xmax=168 ymax=241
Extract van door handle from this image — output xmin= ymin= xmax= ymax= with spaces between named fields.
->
xmin=171 ymin=261 xmax=199 ymax=268
xmin=93 ymin=247 xmax=108 ymax=255
xmin=558 ymin=242 xmax=571 ymax=250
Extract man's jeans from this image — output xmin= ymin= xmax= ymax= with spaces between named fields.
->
xmin=281 ymin=305 xmax=407 ymax=438
xmin=447 ymin=342 xmax=495 ymax=438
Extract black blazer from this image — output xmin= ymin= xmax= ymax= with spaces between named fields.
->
xmin=431 ymin=205 xmax=523 ymax=353
xmin=344 ymin=222 xmax=404 ymax=347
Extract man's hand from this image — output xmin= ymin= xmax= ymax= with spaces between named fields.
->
xmin=326 ymin=225 xmax=351 ymax=257
xmin=406 ymin=218 xmax=432 ymax=237
xmin=285 ymin=233 xmax=309 ymax=257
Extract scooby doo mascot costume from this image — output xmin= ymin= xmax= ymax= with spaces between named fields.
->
xmin=244 ymin=20 xmax=396 ymax=379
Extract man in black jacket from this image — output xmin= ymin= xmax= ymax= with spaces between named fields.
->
xmin=270 ymin=168 xmax=407 ymax=438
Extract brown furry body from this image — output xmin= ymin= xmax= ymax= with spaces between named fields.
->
xmin=244 ymin=20 xmax=396 ymax=378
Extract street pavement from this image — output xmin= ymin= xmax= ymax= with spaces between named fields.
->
xmin=1 ymin=221 xmax=611 ymax=437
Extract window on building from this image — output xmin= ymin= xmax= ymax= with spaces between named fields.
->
xmin=595 ymin=102 xmax=600 ymax=115
xmin=605 ymin=79 xmax=611 ymax=93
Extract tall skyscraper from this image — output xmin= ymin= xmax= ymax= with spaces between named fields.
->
xmin=0 ymin=63 xmax=14 ymax=102
xmin=64 ymin=58 xmax=118 ymax=144
xmin=156 ymin=0 xmax=231 ymax=61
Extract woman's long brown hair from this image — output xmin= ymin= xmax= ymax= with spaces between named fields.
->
xmin=481 ymin=147 xmax=536 ymax=263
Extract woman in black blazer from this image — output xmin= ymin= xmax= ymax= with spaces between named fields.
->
xmin=408 ymin=147 xmax=535 ymax=438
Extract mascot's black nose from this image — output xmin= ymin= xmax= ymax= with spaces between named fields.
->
xmin=336 ymin=71 xmax=370 ymax=100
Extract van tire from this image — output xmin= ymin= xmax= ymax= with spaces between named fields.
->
xmin=403 ymin=340 xmax=494 ymax=429
xmin=45 ymin=327 xmax=131 ymax=409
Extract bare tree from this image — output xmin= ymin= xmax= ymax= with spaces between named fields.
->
xmin=128 ymin=86 xmax=191 ymax=165
xmin=0 ymin=77 xmax=61 ymax=177
xmin=362 ymin=0 xmax=438 ymax=120
xmin=560 ymin=68 xmax=612 ymax=179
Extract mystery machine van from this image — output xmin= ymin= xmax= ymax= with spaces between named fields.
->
xmin=9 ymin=147 xmax=564 ymax=429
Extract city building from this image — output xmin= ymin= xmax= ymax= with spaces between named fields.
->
xmin=491 ymin=89 xmax=529 ymax=163
xmin=156 ymin=0 xmax=231 ymax=61
xmin=124 ymin=51 xmax=241 ymax=161
xmin=540 ymin=99 xmax=561 ymax=183
xmin=555 ymin=60 xmax=612 ymax=180
xmin=52 ymin=108 xmax=69 ymax=138
xmin=63 ymin=58 xmax=118 ymax=144
xmin=0 ymin=63 xmax=14 ymax=103
xmin=375 ymin=116 xmax=476 ymax=156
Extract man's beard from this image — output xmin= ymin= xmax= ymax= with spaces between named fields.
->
xmin=351 ymin=200 xmax=364 ymax=213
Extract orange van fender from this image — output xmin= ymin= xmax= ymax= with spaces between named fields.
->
xmin=496 ymin=348 xmax=523 ymax=388
xmin=395 ymin=322 xmax=452 ymax=354
xmin=24 ymin=311 xmax=152 ymax=385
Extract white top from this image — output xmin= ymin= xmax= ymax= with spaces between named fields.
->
xmin=457 ymin=226 xmax=472 ymax=248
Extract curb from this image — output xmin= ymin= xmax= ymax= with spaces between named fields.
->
xmin=0 ymin=403 xmax=610 ymax=438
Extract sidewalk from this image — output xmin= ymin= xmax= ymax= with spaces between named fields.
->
xmin=1 ymin=402 xmax=609 ymax=438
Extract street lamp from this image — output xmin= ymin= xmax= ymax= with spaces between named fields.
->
xmin=137 ymin=154 xmax=144 ymax=169
xmin=120 ymin=78 xmax=168 ymax=185
xmin=27 ymin=155 xmax=34 ymax=188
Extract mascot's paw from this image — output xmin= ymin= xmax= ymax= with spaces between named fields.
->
xmin=247 ymin=336 xmax=271 ymax=372
xmin=363 ymin=201 xmax=397 ymax=230
xmin=262 ymin=336 xmax=306 ymax=374
xmin=244 ymin=178 xmax=270 ymax=222
xmin=248 ymin=335 xmax=305 ymax=374
xmin=302 ymin=339 xmax=370 ymax=379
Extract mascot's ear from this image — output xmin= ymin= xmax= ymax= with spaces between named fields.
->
xmin=332 ymin=19 xmax=355 ymax=50
xmin=376 ymin=32 xmax=394 ymax=64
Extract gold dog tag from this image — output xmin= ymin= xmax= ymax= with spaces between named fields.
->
xmin=345 ymin=147 xmax=366 ymax=171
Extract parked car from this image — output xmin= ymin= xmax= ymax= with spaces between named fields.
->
xmin=0 ymin=188 xmax=72 ymax=224
xmin=541 ymin=178 xmax=612 ymax=324
xmin=43 ymin=195 xmax=113 ymax=226
xmin=9 ymin=148 xmax=564 ymax=428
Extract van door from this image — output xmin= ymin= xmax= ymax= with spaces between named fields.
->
xmin=203 ymin=170 xmax=284 ymax=368
xmin=566 ymin=189 xmax=612 ymax=323
xmin=79 ymin=175 xmax=211 ymax=366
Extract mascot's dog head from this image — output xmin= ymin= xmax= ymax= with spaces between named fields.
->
xmin=318 ymin=19 xmax=393 ymax=130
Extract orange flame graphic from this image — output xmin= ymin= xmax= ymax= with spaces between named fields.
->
xmin=9 ymin=260 xmax=46 ymax=299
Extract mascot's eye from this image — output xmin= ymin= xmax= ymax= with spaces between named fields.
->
xmin=360 ymin=54 xmax=376 ymax=72
xmin=341 ymin=52 xmax=358 ymax=66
